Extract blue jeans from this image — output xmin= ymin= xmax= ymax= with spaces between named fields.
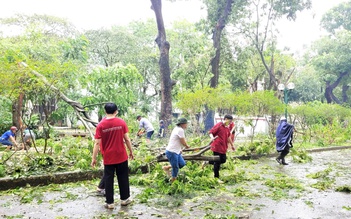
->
xmin=165 ymin=150 xmax=186 ymax=178
xmin=0 ymin=138 xmax=13 ymax=146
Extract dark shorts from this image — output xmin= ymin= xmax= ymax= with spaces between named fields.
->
xmin=146 ymin=131 xmax=154 ymax=139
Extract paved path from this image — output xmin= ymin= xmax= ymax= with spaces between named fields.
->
xmin=0 ymin=149 xmax=350 ymax=219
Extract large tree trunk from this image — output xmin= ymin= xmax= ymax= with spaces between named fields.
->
xmin=12 ymin=93 xmax=24 ymax=129
xmin=151 ymin=0 xmax=172 ymax=131
xmin=324 ymin=72 xmax=349 ymax=104
xmin=342 ymin=84 xmax=349 ymax=103
xmin=204 ymin=0 xmax=233 ymax=132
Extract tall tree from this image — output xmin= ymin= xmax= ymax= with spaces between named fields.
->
xmin=236 ymin=0 xmax=311 ymax=90
xmin=202 ymin=0 xmax=241 ymax=131
xmin=150 ymin=0 xmax=174 ymax=130
xmin=321 ymin=1 xmax=351 ymax=34
xmin=311 ymin=31 xmax=351 ymax=104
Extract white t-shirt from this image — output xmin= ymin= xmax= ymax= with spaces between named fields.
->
xmin=166 ymin=126 xmax=185 ymax=154
xmin=139 ymin=118 xmax=154 ymax=132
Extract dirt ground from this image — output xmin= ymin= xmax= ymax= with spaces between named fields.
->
xmin=0 ymin=149 xmax=350 ymax=219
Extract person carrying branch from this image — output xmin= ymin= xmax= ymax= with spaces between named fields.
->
xmin=163 ymin=118 xmax=190 ymax=183
xmin=205 ymin=115 xmax=235 ymax=183
xmin=136 ymin=115 xmax=154 ymax=141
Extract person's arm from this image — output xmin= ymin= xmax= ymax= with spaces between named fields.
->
xmin=124 ymin=133 xmax=134 ymax=160
xmin=228 ymin=136 xmax=235 ymax=151
xmin=180 ymin=138 xmax=190 ymax=149
xmin=9 ymin=136 xmax=18 ymax=147
xmin=91 ymin=139 xmax=100 ymax=167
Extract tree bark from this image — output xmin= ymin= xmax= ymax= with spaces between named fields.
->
xmin=205 ymin=0 xmax=233 ymax=132
xmin=324 ymin=72 xmax=348 ymax=104
xmin=12 ymin=93 xmax=24 ymax=129
xmin=342 ymin=84 xmax=349 ymax=103
xmin=151 ymin=0 xmax=172 ymax=130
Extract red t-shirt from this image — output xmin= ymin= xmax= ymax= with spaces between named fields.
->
xmin=209 ymin=122 xmax=231 ymax=154
xmin=95 ymin=117 xmax=129 ymax=165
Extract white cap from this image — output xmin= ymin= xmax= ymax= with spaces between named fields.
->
xmin=280 ymin=117 xmax=287 ymax=121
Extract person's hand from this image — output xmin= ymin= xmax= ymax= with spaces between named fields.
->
xmin=91 ymin=159 xmax=97 ymax=168
xmin=129 ymin=153 xmax=134 ymax=160
xmin=231 ymin=146 xmax=236 ymax=151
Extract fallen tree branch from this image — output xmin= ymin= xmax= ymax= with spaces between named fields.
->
xmin=20 ymin=62 xmax=98 ymax=137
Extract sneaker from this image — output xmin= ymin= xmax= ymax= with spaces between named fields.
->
xmin=104 ymin=203 xmax=115 ymax=209
xmin=201 ymin=161 xmax=209 ymax=169
xmin=121 ymin=198 xmax=133 ymax=206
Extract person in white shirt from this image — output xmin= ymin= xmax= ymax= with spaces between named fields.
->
xmin=136 ymin=115 xmax=154 ymax=141
xmin=162 ymin=118 xmax=190 ymax=183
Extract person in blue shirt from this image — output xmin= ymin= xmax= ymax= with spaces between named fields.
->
xmin=0 ymin=126 xmax=19 ymax=150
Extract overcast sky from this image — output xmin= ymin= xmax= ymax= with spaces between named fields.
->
xmin=0 ymin=0 xmax=348 ymax=52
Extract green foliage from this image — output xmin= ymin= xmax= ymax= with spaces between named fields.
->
xmin=265 ymin=173 xmax=304 ymax=190
xmin=290 ymin=147 xmax=312 ymax=163
xmin=307 ymin=167 xmax=332 ymax=179
xmin=321 ymin=1 xmax=351 ymax=33
xmin=82 ymin=63 xmax=142 ymax=116
xmin=307 ymin=166 xmax=335 ymax=191
xmin=203 ymin=214 xmax=238 ymax=219
xmin=0 ymin=96 xmax=12 ymax=133
xmin=177 ymin=88 xmax=284 ymax=118
xmin=0 ymin=164 xmax=5 ymax=177
xmin=235 ymin=139 xmax=273 ymax=156
xmin=335 ymin=185 xmax=351 ymax=193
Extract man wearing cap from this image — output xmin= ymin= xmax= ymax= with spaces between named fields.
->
xmin=0 ymin=126 xmax=19 ymax=150
xmin=275 ymin=117 xmax=294 ymax=165
xmin=163 ymin=118 xmax=190 ymax=183
xmin=136 ymin=115 xmax=154 ymax=141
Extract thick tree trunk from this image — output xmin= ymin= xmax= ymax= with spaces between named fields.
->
xmin=324 ymin=72 xmax=348 ymax=104
xmin=342 ymin=84 xmax=349 ymax=103
xmin=204 ymin=0 xmax=233 ymax=132
xmin=12 ymin=93 xmax=24 ymax=129
xmin=151 ymin=0 xmax=172 ymax=130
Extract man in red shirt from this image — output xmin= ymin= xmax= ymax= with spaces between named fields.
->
xmin=208 ymin=114 xmax=234 ymax=182
xmin=91 ymin=103 xmax=134 ymax=209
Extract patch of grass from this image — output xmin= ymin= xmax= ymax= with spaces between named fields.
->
xmin=342 ymin=206 xmax=351 ymax=211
